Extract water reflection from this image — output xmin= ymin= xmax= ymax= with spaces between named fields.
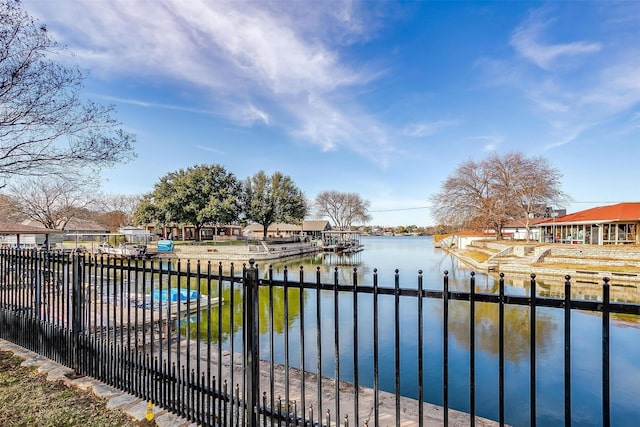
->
xmin=181 ymin=285 xmax=305 ymax=341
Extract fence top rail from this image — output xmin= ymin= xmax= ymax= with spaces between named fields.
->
xmin=3 ymin=250 xmax=639 ymax=316
xmin=249 ymin=279 xmax=640 ymax=316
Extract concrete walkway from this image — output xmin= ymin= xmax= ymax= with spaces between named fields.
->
xmin=1 ymin=338 xmax=504 ymax=427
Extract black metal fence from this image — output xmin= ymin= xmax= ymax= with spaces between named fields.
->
xmin=1 ymin=248 xmax=639 ymax=426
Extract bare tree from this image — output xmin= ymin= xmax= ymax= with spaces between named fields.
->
xmin=96 ymin=193 xmax=142 ymax=228
xmin=490 ymin=152 xmax=568 ymax=240
xmin=0 ymin=192 xmax=23 ymax=222
xmin=7 ymin=176 xmax=100 ymax=229
xmin=314 ymin=190 xmax=371 ymax=230
xmin=0 ymin=0 xmax=135 ymax=186
xmin=430 ymin=159 xmax=511 ymax=237
xmin=430 ymin=152 xmax=566 ymax=240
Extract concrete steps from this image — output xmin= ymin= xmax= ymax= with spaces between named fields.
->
xmin=456 ymin=240 xmax=640 ymax=282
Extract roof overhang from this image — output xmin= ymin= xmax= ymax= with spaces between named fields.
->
xmin=540 ymin=219 xmax=633 ymax=226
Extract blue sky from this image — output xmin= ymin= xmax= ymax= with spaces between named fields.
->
xmin=23 ymin=0 xmax=640 ymax=226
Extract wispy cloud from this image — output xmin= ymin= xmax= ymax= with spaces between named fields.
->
xmin=195 ymin=145 xmax=226 ymax=155
xmin=478 ymin=6 xmax=640 ymax=152
xmin=403 ymin=120 xmax=458 ymax=138
xmin=25 ymin=0 xmax=388 ymax=159
xmin=510 ymin=10 xmax=601 ymax=71
xmin=579 ymin=63 xmax=640 ymax=111
xmin=468 ymin=135 xmax=504 ymax=152
xmin=99 ymin=95 xmax=220 ymax=116
xmin=291 ymin=95 xmax=393 ymax=166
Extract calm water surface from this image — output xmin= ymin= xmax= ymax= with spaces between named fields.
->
xmin=198 ymin=236 xmax=640 ymax=427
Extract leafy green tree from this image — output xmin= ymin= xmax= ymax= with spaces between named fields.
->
xmin=132 ymin=194 xmax=158 ymax=227
xmin=134 ymin=164 xmax=242 ymax=240
xmin=242 ymin=171 xmax=308 ymax=238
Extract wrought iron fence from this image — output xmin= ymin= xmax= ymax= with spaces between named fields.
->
xmin=1 ymin=248 xmax=639 ymax=426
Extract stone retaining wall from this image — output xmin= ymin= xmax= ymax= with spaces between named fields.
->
xmin=170 ymin=242 xmax=322 ymax=263
xmin=549 ymin=247 xmax=640 ymax=260
xmin=543 ymin=256 xmax=640 ymax=268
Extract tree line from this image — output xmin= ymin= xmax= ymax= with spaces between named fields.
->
xmin=134 ymin=165 xmax=374 ymax=240
xmin=0 ymin=164 xmax=373 ymax=240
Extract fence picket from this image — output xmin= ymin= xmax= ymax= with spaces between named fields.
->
xmin=1 ymin=248 xmax=639 ymax=427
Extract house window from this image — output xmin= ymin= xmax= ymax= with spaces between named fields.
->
xmin=601 ymin=223 xmax=637 ymax=244
xmin=617 ymin=223 xmax=635 ymax=243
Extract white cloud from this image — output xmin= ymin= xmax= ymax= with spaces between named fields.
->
xmin=475 ymin=7 xmax=640 ymax=153
xmin=195 ymin=145 xmax=226 ymax=155
xmin=24 ymin=0 xmax=388 ymax=161
xmin=579 ymin=63 xmax=640 ymax=110
xmin=291 ymin=95 xmax=393 ymax=164
xmin=231 ymin=104 xmax=270 ymax=126
xmin=463 ymin=135 xmax=504 ymax=152
xmin=510 ymin=10 xmax=601 ymax=71
xmin=99 ymin=95 xmax=220 ymax=116
xmin=542 ymin=124 xmax=590 ymax=150
xmin=403 ymin=120 xmax=458 ymax=138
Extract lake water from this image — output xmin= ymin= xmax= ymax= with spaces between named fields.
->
xmin=203 ymin=236 xmax=640 ymax=427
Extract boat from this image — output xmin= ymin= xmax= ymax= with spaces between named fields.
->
xmin=96 ymin=242 xmax=147 ymax=257
xmin=336 ymin=242 xmax=364 ymax=254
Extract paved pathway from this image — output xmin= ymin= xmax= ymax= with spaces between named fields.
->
xmin=1 ymin=338 xmax=504 ymax=427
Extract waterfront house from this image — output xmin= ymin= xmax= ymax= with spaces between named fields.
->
xmin=21 ymin=218 xmax=108 ymax=242
xmin=502 ymin=218 xmax=549 ymax=241
xmin=301 ymin=220 xmax=331 ymax=239
xmin=21 ymin=218 xmax=109 ymax=235
xmin=144 ymin=224 xmax=243 ymax=241
xmin=119 ymin=226 xmax=154 ymax=243
xmin=243 ymin=222 xmax=301 ymax=239
xmin=537 ymin=202 xmax=640 ymax=245
xmin=243 ymin=220 xmax=332 ymax=240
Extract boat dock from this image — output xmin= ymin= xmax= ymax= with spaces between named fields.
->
xmin=320 ymin=231 xmax=364 ymax=254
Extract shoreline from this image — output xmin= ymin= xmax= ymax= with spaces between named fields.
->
xmin=439 ymin=240 xmax=640 ymax=284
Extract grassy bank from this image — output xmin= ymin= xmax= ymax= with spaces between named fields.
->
xmin=0 ymin=351 xmax=151 ymax=426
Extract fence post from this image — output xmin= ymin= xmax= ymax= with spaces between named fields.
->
xmin=244 ymin=258 xmax=260 ymax=427
xmin=602 ymin=277 xmax=610 ymax=427
xmin=71 ymin=253 xmax=83 ymax=376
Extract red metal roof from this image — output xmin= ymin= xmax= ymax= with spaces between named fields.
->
xmin=540 ymin=202 xmax=640 ymax=224
xmin=456 ymin=230 xmax=494 ymax=236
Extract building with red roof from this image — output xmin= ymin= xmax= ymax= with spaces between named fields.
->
xmin=537 ymin=202 xmax=640 ymax=245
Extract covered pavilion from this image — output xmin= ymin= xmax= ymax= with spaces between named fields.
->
xmin=0 ymin=222 xmax=64 ymax=249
